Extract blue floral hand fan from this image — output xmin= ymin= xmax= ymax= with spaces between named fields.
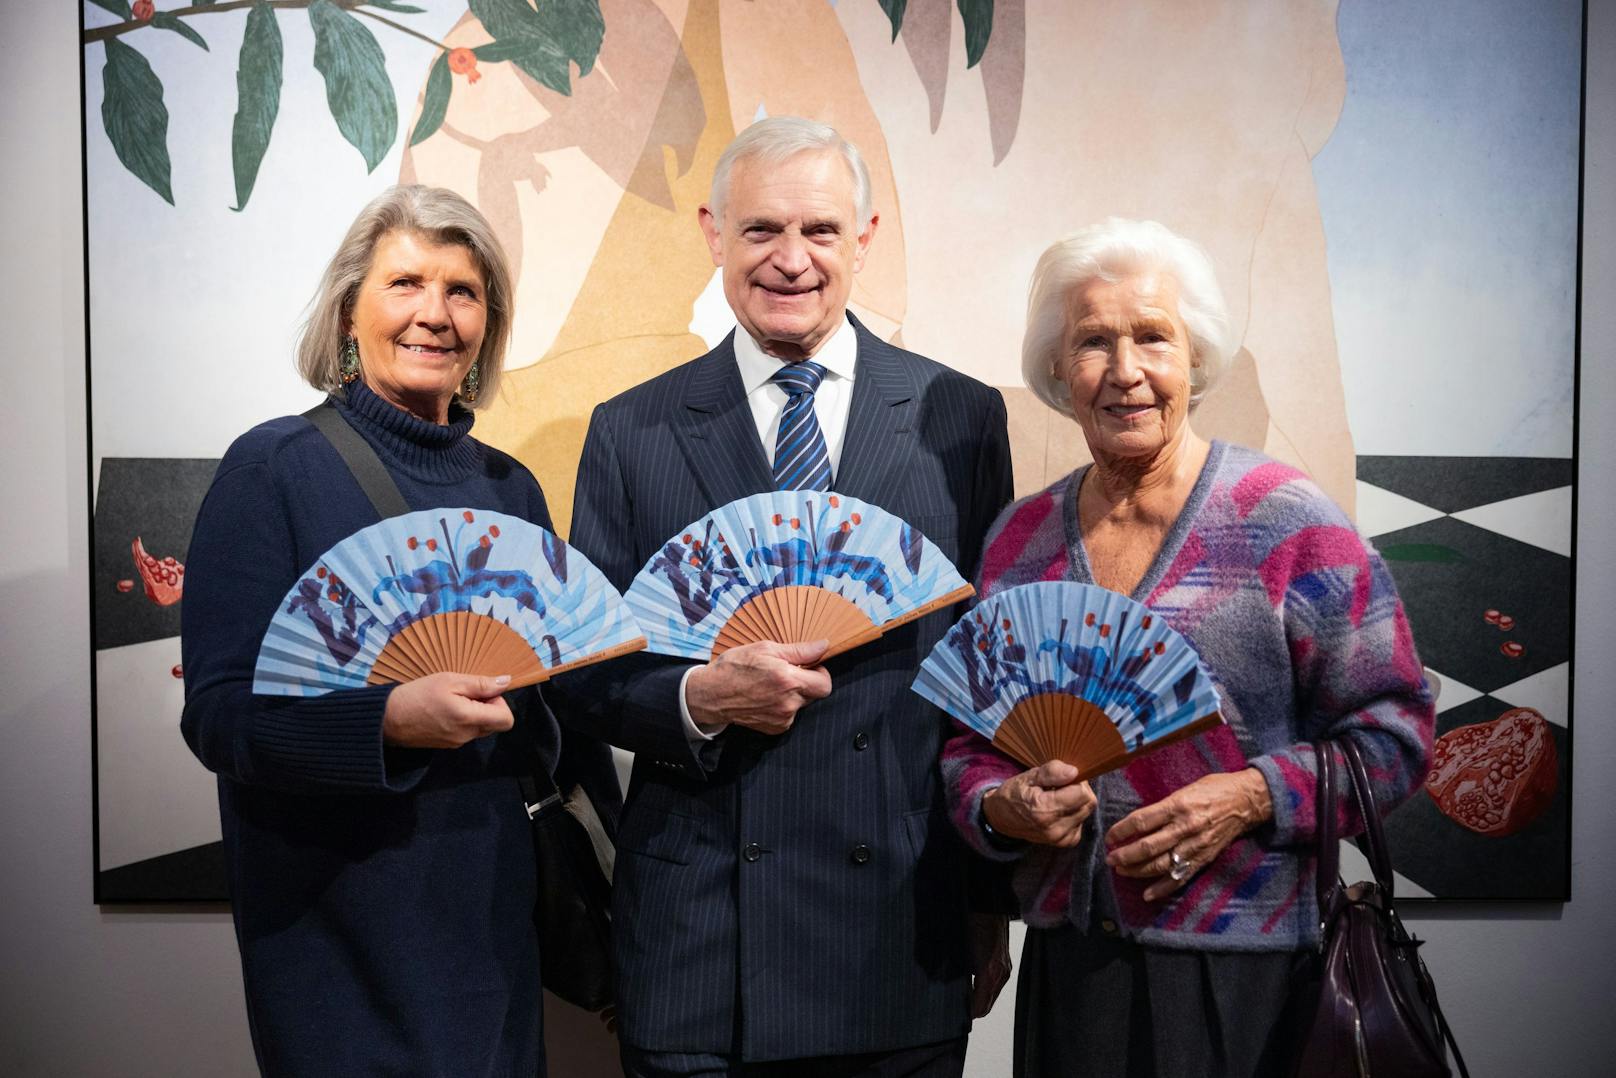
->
xmin=912 ymin=581 xmax=1223 ymax=778
xmin=625 ymin=492 xmax=973 ymax=661
xmin=254 ymin=508 xmax=646 ymax=695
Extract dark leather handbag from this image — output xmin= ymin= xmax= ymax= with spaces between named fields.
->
xmin=1293 ymin=739 xmax=1468 ymax=1078
xmin=519 ymin=760 xmax=616 ymax=1013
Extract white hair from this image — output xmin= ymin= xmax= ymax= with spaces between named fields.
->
xmin=1021 ymin=218 xmax=1236 ymax=413
xmin=708 ymin=116 xmax=874 ymax=230
xmin=295 ymin=185 xmax=513 ymax=410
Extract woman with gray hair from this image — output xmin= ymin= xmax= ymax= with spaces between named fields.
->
xmin=181 ymin=185 xmax=613 ymax=1076
xmin=941 ymin=218 xmax=1433 ymax=1075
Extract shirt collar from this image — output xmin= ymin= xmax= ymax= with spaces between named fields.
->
xmin=733 ymin=315 xmax=859 ymax=395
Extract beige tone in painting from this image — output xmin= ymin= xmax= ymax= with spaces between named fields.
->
xmin=405 ymin=0 xmax=1353 ymax=533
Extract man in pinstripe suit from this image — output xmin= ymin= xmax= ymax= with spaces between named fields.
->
xmin=561 ymin=117 xmax=1015 ymax=1077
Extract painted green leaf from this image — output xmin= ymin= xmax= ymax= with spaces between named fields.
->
xmin=409 ymin=52 xmax=451 ymax=147
xmin=878 ymin=0 xmax=907 ymax=41
xmin=88 ymin=0 xmax=131 ymax=18
xmin=101 ymin=39 xmax=173 ymax=204
xmin=537 ymin=0 xmax=605 ymax=77
xmin=361 ymin=0 xmax=427 ymax=12
xmin=230 ymin=1 xmax=283 ymax=210
xmin=308 ymin=0 xmax=397 ymax=172
xmin=152 ymin=12 xmax=209 ymax=50
xmin=469 ymin=0 xmax=574 ymax=94
xmin=1378 ymin=543 xmax=1466 ymax=564
xmin=957 ymin=0 xmax=993 ymax=68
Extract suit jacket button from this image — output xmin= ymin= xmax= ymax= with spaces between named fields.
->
xmin=852 ymin=731 xmax=870 ymax=751
xmin=850 ymin=843 xmax=871 ymax=865
xmin=743 ymin=842 xmax=762 ymax=862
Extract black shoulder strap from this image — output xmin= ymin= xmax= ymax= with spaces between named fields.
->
xmin=303 ymin=399 xmax=410 ymax=519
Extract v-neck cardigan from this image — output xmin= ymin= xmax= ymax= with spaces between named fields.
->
xmin=941 ymin=441 xmax=1435 ymax=951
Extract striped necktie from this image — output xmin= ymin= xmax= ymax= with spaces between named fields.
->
xmin=770 ymin=361 xmax=833 ymax=491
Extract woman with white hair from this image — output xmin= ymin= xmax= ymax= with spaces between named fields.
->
xmin=941 ymin=219 xmax=1434 ymax=1076
xmin=180 ymin=185 xmax=615 ymax=1076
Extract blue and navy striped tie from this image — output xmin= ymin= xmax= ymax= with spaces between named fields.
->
xmin=771 ymin=361 xmax=833 ymax=491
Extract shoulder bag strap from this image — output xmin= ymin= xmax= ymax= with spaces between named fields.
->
xmin=302 ymin=399 xmax=410 ymax=519
xmin=1314 ymin=741 xmax=1341 ymax=924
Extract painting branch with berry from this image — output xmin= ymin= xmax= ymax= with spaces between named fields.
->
xmin=82 ymin=0 xmax=606 ymax=208
xmin=83 ymin=0 xmax=1001 ymax=209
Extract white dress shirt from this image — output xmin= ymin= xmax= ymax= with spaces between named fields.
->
xmin=679 ymin=318 xmax=859 ymax=742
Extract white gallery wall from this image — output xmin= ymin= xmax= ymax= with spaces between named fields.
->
xmin=2 ymin=2 xmax=1614 ymax=1075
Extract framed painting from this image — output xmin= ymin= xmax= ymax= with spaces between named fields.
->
xmin=83 ymin=0 xmax=1582 ymax=901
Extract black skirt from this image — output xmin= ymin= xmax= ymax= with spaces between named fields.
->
xmin=1015 ymin=923 xmax=1313 ymax=1078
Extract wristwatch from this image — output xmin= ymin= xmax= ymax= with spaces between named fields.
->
xmin=979 ymin=790 xmax=1028 ymax=853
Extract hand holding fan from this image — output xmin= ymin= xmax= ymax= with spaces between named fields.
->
xmin=912 ymin=582 xmax=1223 ymax=779
xmin=624 ymin=492 xmax=973 ymax=661
xmin=253 ymin=508 xmax=646 ymax=695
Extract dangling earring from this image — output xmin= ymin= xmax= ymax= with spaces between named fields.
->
xmin=340 ymin=336 xmax=361 ymax=384
xmin=461 ymin=360 xmax=480 ymax=403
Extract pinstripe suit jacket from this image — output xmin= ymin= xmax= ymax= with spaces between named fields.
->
xmin=560 ymin=315 xmax=1013 ymax=1060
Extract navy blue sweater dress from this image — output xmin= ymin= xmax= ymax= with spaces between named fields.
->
xmin=181 ymin=382 xmax=562 ymax=1077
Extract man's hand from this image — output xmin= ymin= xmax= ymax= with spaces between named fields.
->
xmin=382 ymin=672 xmax=514 ymax=749
xmin=981 ymin=761 xmax=1097 ymax=847
xmin=685 ymin=640 xmax=832 ymax=735
xmin=969 ymin=913 xmax=1012 ymax=1018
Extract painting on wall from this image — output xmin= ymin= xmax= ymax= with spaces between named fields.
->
xmin=82 ymin=0 xmax=1582 ymax=902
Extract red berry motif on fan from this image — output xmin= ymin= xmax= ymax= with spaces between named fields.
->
xmin=1084 ymin=612 xmax=1096 ymax=627
xmin=131 ymin=537 xmax=184 ymax=606
xmin=850 ymin=513 xmax=861 ymax=525
xmin=1425 ymin=707 xmax=1558 ymax=835
xmin=407 ymin=537 xmax=418 ymax=550
xmin=488 ymin=524 xmax=500 ymax=538
xmin=463 ymin=510 xmax=475 ymax=523
xmin=1098 ymin=623 xmax=1110 ymax=638
xmin=479 ymin=535 xmax=491 ymax=548
xmin=426 ymin=539 xmax=438 ymax=551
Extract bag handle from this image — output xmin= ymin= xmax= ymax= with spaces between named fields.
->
xmin=1340 ymin=738 xmax=1397 ymax=902
xmin=303 ymin=398 xmax=410 ymax=519
xmin=1313 ymin=741 xmax=1340 ymax=921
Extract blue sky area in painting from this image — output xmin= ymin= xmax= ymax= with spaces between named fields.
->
xmin=1313 ymin=0 xmax=1582 ymax=458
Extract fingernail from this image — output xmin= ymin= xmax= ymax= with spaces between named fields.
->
xmin=493 ymin=675 xmax=511 ymax=687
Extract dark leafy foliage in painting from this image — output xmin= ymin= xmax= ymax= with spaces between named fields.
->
xmin=83 ymin=1 xmax=1004 ymax=206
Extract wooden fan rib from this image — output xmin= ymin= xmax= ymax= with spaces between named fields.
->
xmin=877 ymin=583 xmax=976 ymax=635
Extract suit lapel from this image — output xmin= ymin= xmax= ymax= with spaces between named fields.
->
xmin=834 ymin=316 xmax=917 ymax=508
xmin=673 ymin=335 xmax=776 ymax=508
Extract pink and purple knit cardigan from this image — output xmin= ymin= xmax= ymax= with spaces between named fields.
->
xmin=941 ymin=441 xmax=1435 ymax=951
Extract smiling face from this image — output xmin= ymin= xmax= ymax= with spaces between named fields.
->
xmin=347 ymin=230 xmax=487 ymax=424
xmin=1057 ymin=270 xmax=1198 ymax=466
xmin=699 ymin=150 xmax=877 ymax=360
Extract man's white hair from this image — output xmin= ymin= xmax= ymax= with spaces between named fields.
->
xmin=708 ymin=116 xmax=874 ymax=230
xmin=1021 ymin=218 xmax=1236 ymax=412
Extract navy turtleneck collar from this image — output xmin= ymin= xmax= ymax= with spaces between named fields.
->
xmin=333 ymin=380 xmax=481 ymax=484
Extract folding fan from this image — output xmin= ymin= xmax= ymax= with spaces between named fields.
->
xmin=624 ymin=492 xmax=973 ymax=661
xmin=253 ymin=508 xmax=646 ymax=695
xmin=911 ymin=581 xmax=1224 ymax=779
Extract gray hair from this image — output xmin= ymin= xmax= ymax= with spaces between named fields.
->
xmin=708 ymin=116 xmax=874 ymax=230
xmin=295 ymin=185 xmax=513 ymax=410
xmin=1021 ymin=218 xmax=1235 ymax=413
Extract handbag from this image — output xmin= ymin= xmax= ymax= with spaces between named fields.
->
xmin=518 ymin=761 xmax=617 ymax=1012
xmin=1293 ymin=739 xmax=1469 ymax=1078
xmin=304 ymin=399 xmax=617 ymax=1012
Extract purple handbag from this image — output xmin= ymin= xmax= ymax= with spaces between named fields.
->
xmin=1292 ymin=740 xmax=1469 ymax=1078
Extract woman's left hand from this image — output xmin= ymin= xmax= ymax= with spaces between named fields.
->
xmin=1104 ymin=767 xmax=1274 ymax=901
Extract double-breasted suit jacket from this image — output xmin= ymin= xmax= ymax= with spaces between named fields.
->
xmin=560 ymin=315 xmax=1013 ymax=1061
